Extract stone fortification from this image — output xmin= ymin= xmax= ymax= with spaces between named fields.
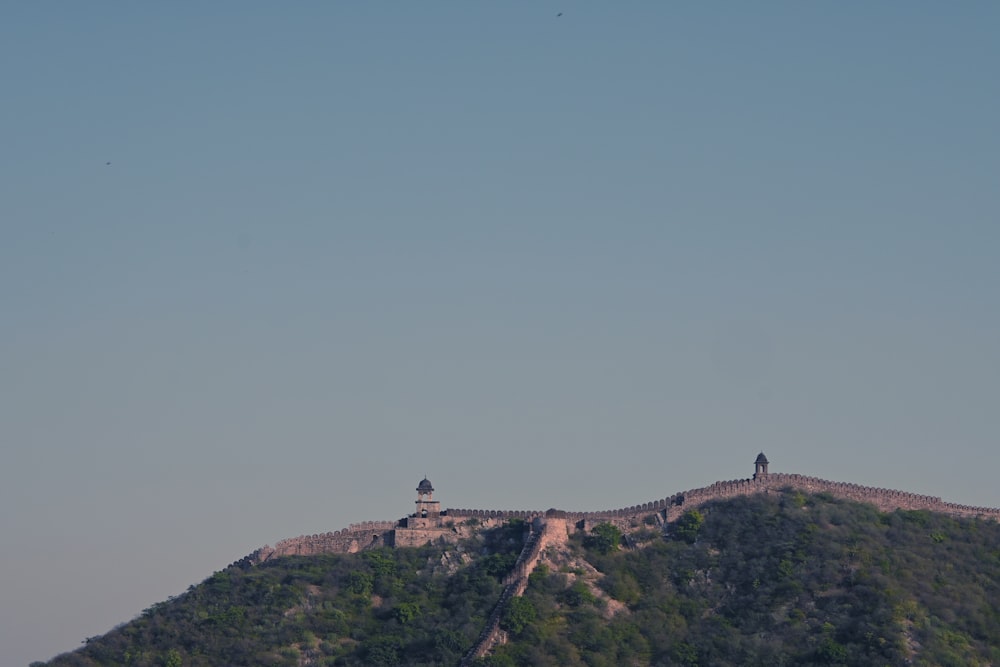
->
xmin=461 ymin=514 xmax=569 ymax=666
xmin=545 ymin=471 xmax=1000 ymax=528
xmin=233 ymin=459 xmax=1000 ymax=569
xmin=392 ymin=526 xmax=457 ymax=548
xmin=234 ymin=521 xmax=399 ymax=568
xmin=225 ymin=460 xmax=1000 ymax=667
xmin=447 ymin=509 xmax=543 ymax=521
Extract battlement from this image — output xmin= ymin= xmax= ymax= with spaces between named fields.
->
xmin=232 ymin=456 xmax=1000 ymax=568
xmin=233 ymin=520 xmax=400 ymax=568
xmin=546 ymin=471 xmax=1000 ymax=526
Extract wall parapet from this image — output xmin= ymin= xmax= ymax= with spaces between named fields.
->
xmin=551 ymin=474 xmax=1000 ymax=526
xmin=232 ymin=470 xmax=1000 ymax=570
xmin=461 ymin=518 xmax=563 ymax=665
xmin=240 ymin=519 xmax=400 ymax=565
xmin=446 ymin=509 xmax=544 ymax=520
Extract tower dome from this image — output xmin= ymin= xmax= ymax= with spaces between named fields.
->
xmin=754 ymin=452 xmax=769 ymax=479
xmin=413 ymin=477 xmax=440 ymax=521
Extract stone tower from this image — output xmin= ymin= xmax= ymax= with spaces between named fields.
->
xmin=415 ymin=477 xmax=440 ymax=519
xmin=393 ymin=477 xmax=457 ymax=547
xmin=754 ymin=452 xmax=769 ymax=480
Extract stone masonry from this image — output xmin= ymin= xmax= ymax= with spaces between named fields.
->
xmin=233 ymin=456 xmax=1000 ymax=569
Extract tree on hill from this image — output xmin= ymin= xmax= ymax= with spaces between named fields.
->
xmin=39 ymin=494 xmax=1000 ymax=667
xmin=584 ymin=522 xmax=623 ymax=554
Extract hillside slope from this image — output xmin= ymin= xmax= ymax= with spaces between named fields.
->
xmin=38 ymin=492 xmax=1000 ymax=667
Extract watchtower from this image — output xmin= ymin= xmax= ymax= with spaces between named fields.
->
xmin=754 ymin=452 xmax=769 ymax=479
xmin=415 ymin=477 xmax=440 ymax=519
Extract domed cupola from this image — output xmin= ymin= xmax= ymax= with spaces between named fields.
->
xmin=754 ymin=452 xmax=769 ymax=479
xmin=414 ymin=477 xmax=440 ymax=520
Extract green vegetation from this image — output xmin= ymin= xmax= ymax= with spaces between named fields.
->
xmin=584 ymin=523 xmax=623 ymax=554
xmin=42 ymin=493 xmax=1000 ymax=666
xmin=499 ymin=596 xmax=536 ymax=635
xmin=489 ymin=493 xmax=1000 ymax=666
xmin=672 ymin=509 xmax=704 ymax=544
xmin=43 ymin=525 xmax=526 ymax=667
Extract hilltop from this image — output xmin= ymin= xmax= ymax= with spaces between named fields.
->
xmin=36 ymin=457 xmax=1000 ymax=666
xmin=232 ymin=454 xmax=999 ymax=568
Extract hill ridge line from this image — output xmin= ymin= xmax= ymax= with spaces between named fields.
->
xmin=229 ymin=468 xmax=1000 ymax=569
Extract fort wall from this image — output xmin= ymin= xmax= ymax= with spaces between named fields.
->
xmin=447 ymin=509 xmax=544 ymax=521
xmin=236 ymin=520 xmax=400 ymax=567
xmin=229 ymin=463 xmax=1000 ymax=665
xmin=461 ymin=516 xmax=568 ymax=665
xmin=392 ymin=526 xmax=460 ymax=548
xmin=552 ymin=473 xmax=1000 ymax=527
xmin=232 ymin=464 xmax=1000 ymax=569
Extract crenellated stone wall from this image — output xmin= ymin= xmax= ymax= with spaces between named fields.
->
xmin=227 ymin=463 xmax=1000 ymax=666
xmin=231 ymin=465 xmax=1000 ymax=570
xmin=221 ymin=464 xmax=1000 ymax=667
xmin=546 ymin=473 xmax=1000 ymax=527
xmin=237 ymin=520 xmax=400 ymax=567
xmin=460 ymin=516 xmax=569 ymax=665
xmin=447 ymin=509 xmax=544 ymax=521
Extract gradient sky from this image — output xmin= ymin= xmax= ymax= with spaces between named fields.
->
xmin=3 ymin=2 xmax=999 ymax=664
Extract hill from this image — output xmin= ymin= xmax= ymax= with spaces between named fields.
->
xmin=38 ymin=489 xmax=1000 ymax=667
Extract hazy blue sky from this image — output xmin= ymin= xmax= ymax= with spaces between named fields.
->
xmin=3 ymin=2 xmax=999 ymax=664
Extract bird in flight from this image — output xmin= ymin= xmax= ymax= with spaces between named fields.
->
xmin=557 ymin=12 xmax=563 ymax=17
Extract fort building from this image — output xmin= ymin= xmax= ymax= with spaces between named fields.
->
xmin=405 ymin=477 xmax=442 ymax=528
xmin=392 ymin=477 xmax=460 ymax=548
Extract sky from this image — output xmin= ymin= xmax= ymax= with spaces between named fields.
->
xmin=2 ymin=2 xmax=999 ymax=664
